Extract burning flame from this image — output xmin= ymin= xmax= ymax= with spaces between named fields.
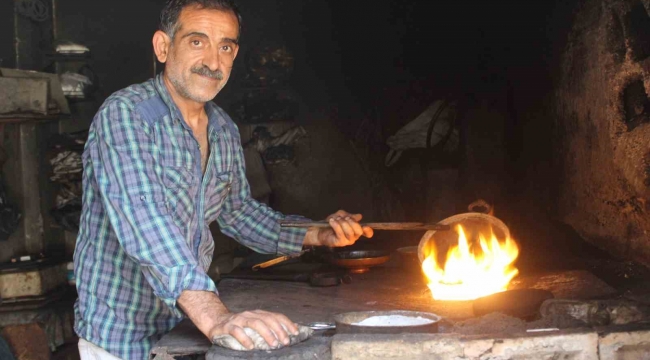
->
xmin=422 ymin=224 xmax=519 ymax=301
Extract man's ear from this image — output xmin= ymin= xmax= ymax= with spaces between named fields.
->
xmin=153 ymin=30 xmax=171 ymax=63
xmin=232 ymin=45 xmax=240 ymax=61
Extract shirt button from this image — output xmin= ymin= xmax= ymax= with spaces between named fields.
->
xmin=140 ymin=195 xmax=146 ymax=201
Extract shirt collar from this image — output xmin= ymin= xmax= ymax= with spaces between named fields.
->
xmin=154 ymin=73 xmax=223 ymax=137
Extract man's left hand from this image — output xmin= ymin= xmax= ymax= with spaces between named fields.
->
xmin=303 ymin=210 xmax=374 ymax=247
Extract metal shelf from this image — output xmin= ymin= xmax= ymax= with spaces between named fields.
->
xmin=44 ymin=53 xmax=92 ymax=62
xmin=0 ymin=114 xmax=71 ymax=124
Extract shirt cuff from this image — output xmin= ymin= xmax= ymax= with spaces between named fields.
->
xmin=154 ymin=264 xmax=218 ymax=318
xmin=276 ymin=214 xmax=310 ymax=255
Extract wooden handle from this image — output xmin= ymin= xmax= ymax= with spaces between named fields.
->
xmin=252 ymin=251 xmax=305 ymax=271
xmin=279 ymin=221 xmax=451 ymax=231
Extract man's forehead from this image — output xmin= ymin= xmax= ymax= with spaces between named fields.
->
xmin=176 ymin=5 xmax=239 ymax=37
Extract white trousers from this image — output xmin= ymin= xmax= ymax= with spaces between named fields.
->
xmin=78 ymin=338 xmax=123 ymax=360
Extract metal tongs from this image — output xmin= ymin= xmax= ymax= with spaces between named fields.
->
xmin=252 ymin=221 xmax=450 ymax=271
xmin=279 ymin=221 xmax=451 ymax=231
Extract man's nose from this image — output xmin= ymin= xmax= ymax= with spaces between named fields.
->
xmin=203 ymin=47 xmax=220 ymax=72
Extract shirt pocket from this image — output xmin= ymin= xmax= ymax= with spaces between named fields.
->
xmin=204 ymin=171 xmax=233 ymax=223
xmin=162 ymin=165 xmax=197 ymax=231
xmin=162 ymin=165 xmax=195 ymax=191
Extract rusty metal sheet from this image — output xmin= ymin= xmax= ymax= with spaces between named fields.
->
xmin=0 ymin=264 xmax=67 ymax=299
xmin=1 ymin=323 xmax=51 ymax=360
xmin=1 ymin=68 xmax=70 ymax=114
xmin=0 ymin=77 xmax=49 ymax=115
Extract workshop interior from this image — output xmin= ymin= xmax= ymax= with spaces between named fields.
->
xmin=1 ymin=0 xmax=650 ymax=359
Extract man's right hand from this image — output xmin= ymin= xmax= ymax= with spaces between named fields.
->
xmin=209 ymin=310 xmax=299 ymax=350
xmin=177 ymin=290 xmax=299 ymax=350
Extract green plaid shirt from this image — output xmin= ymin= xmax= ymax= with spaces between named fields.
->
xmin=73 ymin=74 xmax=307 ymax=360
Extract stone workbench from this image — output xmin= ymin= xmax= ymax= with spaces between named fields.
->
xmin=149 ymin=262 xmax=615 ymax=359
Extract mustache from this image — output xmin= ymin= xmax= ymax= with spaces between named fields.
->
xmin=191 ymin=66 xmax=224 ymax=80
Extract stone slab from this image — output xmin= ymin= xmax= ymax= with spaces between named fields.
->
xmin=331 ymin=330 xmax=600 ymax=360
xmin=331 ymin=333 xmax=464 ymax=360
xmin=152 ymin=268 xmax=618 ymax=358
xmin=153 ymin=321 xmax=650 ymax=359
xmin=598 ymin=326 xmax=650 ymax=360
xmin=509 ymin=270 xmax=617 ymax=300
xmin=217 ymin=268 xmax=617 ymax=323
xmin=331 ymin=325 xmax=650 ymax=360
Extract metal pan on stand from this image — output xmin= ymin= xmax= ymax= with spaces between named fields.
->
xmin=322 ymin=250 xmax=390 ymax=274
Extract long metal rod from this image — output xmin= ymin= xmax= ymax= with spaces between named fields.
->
xmin=280 ymin=221 xmax=450 ymax=231
xmin=252 ymin=250 xmax=306 ymax=271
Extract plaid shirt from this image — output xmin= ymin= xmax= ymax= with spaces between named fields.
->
xmin=73 ymin=74 xmax=307 ymax=360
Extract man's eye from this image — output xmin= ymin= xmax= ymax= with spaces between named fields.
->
xmin=221 ymin=45 xmax=231 ymax=52
xmin=192 ymin=40 xmax=201 ymax=46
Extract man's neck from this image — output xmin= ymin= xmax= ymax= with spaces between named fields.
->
xmin=163 ymin=75 xmax=207 ymax=129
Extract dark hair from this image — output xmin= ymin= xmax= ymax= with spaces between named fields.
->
xmin=160 ymin=0 xmax=242 ymax=40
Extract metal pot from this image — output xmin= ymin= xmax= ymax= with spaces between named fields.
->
xmin=417 ymin=212 xmax=511 ymax=264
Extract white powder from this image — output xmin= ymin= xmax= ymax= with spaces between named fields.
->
xmin=353 ymin=315 xmax=434 ymax=327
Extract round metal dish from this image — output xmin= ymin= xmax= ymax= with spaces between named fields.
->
xmin=323 ymin=250 xmax=390 ymax=274
xmin=334 ymin=310 xmax=441 ymax=334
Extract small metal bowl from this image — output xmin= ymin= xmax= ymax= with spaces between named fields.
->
xmin=323 ymin=250 xmax=390 ymax=274
xmin=334 ymin=310 xmax=441 ymax=334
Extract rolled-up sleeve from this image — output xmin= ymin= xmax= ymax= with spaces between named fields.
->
xmin=217 ymin=122 xmax=308 ymax=255
xmin=91 ymin=100 xmax=216 ymax=317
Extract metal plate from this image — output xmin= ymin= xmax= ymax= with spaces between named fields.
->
xmin=323 ymin=250 xmax=390 ymax=274
xmin=334 ymin=310 xmax=441 ymax=334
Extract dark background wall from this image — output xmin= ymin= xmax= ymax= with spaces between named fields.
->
xmin=12 ymin=0 xmax=650 ymax=269
xmin=54 ymin=0 xmax=160 ymax=99
xmin=0 ymin=1 xmax=16 ymax=69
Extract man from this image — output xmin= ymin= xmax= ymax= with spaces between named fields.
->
xmin=73 ymin=1 xmax=373 ymax=359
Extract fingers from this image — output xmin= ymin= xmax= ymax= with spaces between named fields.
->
xmin=328 ymin=218 xmax=349 ymax=245
xmin=266 ymin=312 xmax=299 ymax=347
xmin=327 ymin=210 xmax=362 ymax=221
xmin=216 ymin=310 xmax=297 ymax=350
xmin=270 ymin=312 xmax=299 ymax=335
xmin=341 ymin=218 xmax=363 ymax=239
xmin=326 ymin=210 xmax=349 ymax=221
xmin=247 ymin=317 xmax=282 ymax=347
xmin=252 ymin=310 xmax=297 ymax=346
xmin=322 ymin=211 xmax=371 ymax=247
xmin=227 ymin=324 xmax=255 ymax=350
xmin=327 ymin=216 xmax=363 ymax=246
xmin=362 ymin=226 xmax=374 ymax=238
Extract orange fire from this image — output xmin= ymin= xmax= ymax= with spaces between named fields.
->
xmin=421 ymin=224 xmax=519 ymax=301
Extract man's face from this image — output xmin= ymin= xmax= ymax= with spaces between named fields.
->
xmin=163 ymin=6 xmax=240 ymax=103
